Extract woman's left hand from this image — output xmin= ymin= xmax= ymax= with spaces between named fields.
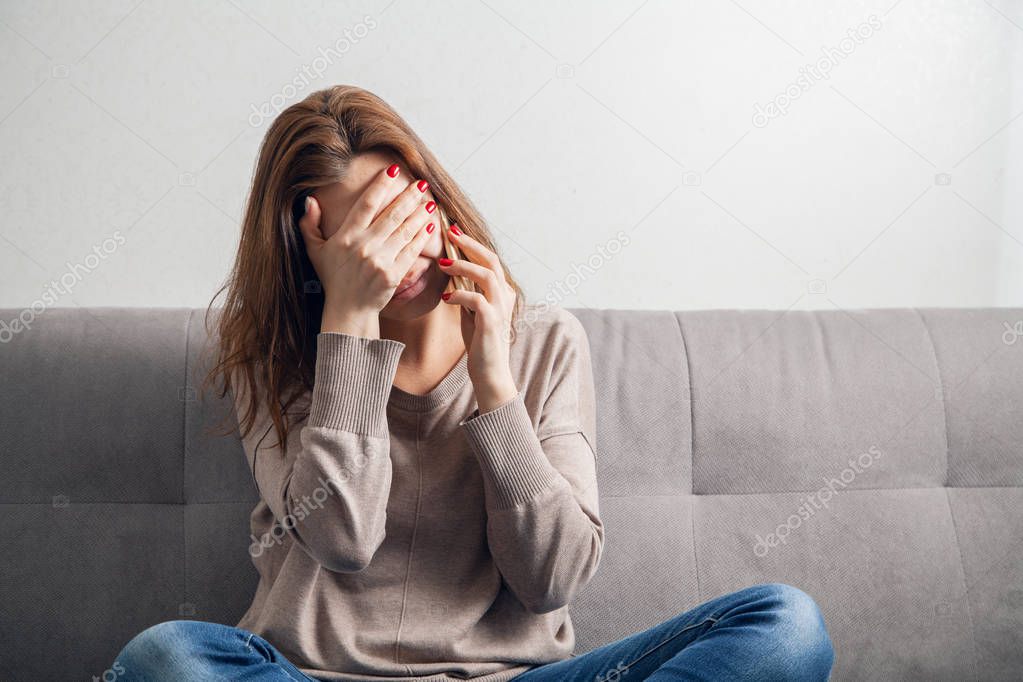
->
xmin=437 ymin=223 xmax=519 ymax=413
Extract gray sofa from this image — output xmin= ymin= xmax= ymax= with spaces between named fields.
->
xmin=1 ymin=306 xmax=1020 ymax=681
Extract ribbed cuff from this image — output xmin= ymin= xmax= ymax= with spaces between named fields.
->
xmin=459 ymin=390 xmax=562 ymax=509
xmin=308 ymin=331 xmax=405 ymax=436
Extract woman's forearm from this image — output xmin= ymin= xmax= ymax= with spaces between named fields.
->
xmin=242 ymin=331 xmax=406 ymax=572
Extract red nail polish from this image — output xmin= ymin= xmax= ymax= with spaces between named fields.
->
xmin=450 ymin=223 xmax=462 ymax=236
xmin=442 ymin=292 xmax=452 ymax=301
xmin=438 ymin=257 xmax=452 ymax=266
xmin=426 ymin=222 xmax=435 ymax=233
xmin=387 ymin=163 xmax=400 ymax=178
xmin=417 ymin=180 xmax=429 ymax=192
xmin=425 ymin=201 xmax=436 ymax=213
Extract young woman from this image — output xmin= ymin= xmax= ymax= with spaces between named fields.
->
xmin=112 ymin=85 xmax=834 ymax=681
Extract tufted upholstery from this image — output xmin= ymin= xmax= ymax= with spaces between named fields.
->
xmin=0 ymin=306 xmax=1020 ymax=680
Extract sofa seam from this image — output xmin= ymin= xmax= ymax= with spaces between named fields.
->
xmin=182 ymin=307 xmax=195 ymax=616
xmin=673 ymin=311 xmax=699 ymax=601
xmin=7 ymin=484 xmax=1019 ymax=506
xmin=690 ymin=496 xmax=701 ymax=602
xmin=600 ymin=484 xmax=1021 ymax=497
xmin=913 ymin=308 xmax=951 ymax=486
xmin=915 ymin=308 xmax=979 ymax=672
xmin=942 ymin=488 xmax=982 ymax=672
xmin=183 ymin=308 xmax=194 ymax=503
xmin=0 ymin=500 xmax=265 ymax=505
xmin=672 ymin=312 xmax=695 ymax=497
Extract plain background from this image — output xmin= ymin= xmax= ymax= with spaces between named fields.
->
xmin=1 ymin=0 xmax=1021 ymax=313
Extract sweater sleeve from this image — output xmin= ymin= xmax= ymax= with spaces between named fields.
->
xmin=458 ymin=313 xmax=603 ymax=614
xmin=235 ymin=331 xmax=405 ymax=573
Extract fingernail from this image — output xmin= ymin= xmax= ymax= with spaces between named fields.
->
xmin=442 ymin=292 xmax=452 ymax=301
xmin=426 ymin=222 xmax=435 ymax=234
xmin=438 ymin=257 xmax=452 ymax=266
xmin=417 ymin=180 xmax=429 ymax=192
xmin=449 ymin=223 xmax=462 ymax=236
xmin=304 ymin=196 xmax=312 ymax=214
xmin=425 ymin=201 xmax=436 ymax=213
xmin=387 ymin=164 xmax=400 ymax=178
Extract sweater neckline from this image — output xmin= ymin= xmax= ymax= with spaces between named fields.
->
xmin=388 ymin=350 xmax=470 ymax=413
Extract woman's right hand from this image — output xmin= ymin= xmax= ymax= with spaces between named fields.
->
xmin=298 ymin=164 xmax=435 ymax=336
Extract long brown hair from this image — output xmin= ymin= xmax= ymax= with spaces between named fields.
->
xmin=202 ymin=84 xmax=525 ymax=453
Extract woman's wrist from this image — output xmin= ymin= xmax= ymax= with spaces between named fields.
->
xmin=320 ymin=303 xmax=379 ymax=339
xmin=474 ymin=375 xmax=519 ymax=414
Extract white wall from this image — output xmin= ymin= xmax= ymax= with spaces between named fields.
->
xmin=1 ymin=0 xmax=1020 ymax=313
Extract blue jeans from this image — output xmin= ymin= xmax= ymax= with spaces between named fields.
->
xmin=113 ymin=583 xmax=834 ymax=681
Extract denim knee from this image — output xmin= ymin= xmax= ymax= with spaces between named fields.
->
xmin=752 ymin=583 xmax=835 ymax=677
xmin=114 ymin=620 xmax=212 ymax=681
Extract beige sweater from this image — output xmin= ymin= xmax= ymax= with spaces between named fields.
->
xmin=233 ymin=303 xmax=603 ymax=681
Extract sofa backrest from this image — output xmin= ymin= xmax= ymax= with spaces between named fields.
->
xmin=1 ymin=306 xmax=1020 ymax=680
